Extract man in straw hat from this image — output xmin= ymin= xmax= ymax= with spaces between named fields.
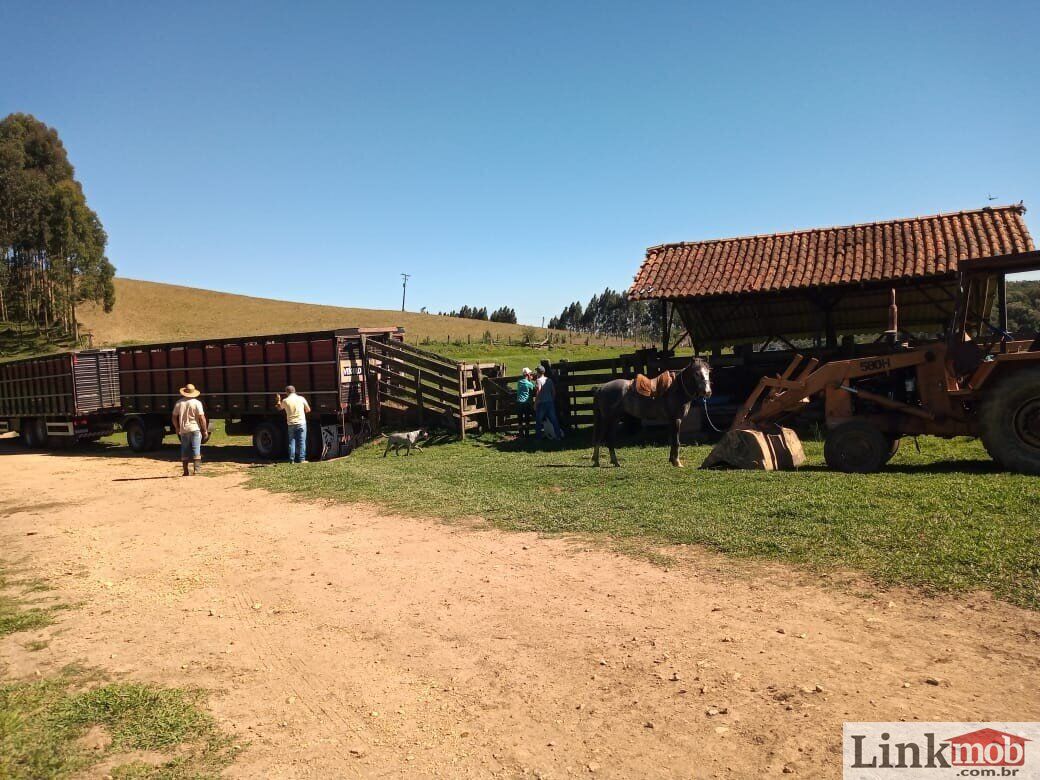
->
xmin=172 ymin=383 xmax=208 ymax=476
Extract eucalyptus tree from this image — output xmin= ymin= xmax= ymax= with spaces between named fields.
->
xmin=0 ymin=113 xmax=114 ymax=338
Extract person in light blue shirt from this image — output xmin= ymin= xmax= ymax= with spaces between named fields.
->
xmin=516 ymin=368 xmax=536 ymax=438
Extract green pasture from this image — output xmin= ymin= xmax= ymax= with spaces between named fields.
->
xmin=250 ymin=432 xmax=1040 ymax=609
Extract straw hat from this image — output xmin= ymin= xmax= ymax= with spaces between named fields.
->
xmin=179 ymin=383 xmax=201 ymax=398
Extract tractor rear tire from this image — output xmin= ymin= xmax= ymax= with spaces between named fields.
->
xmin=882 ymin=435 xmax=901 ymax=465
xmin=253 ymin=421 xmax=286 ymax=460
xmin=979 ymin=366 xmax=1040 ymax=475
xmin=824 ymin=420 xmax=890 ymax=473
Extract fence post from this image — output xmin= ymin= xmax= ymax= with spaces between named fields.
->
xmin=457 ymin=364 xmax=466 ymax=439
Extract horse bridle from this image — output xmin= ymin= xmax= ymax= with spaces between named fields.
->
xmin=676 ymin=362 xmax=703 ymax=399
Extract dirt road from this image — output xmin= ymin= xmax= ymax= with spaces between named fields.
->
xmin=2 ymin=447 xmax=1039 ymax=778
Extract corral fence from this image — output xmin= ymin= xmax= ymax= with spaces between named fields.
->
xmin=370 ymin=344 xmax=763 ymax=438
xmin=482 ymin=348 xmax=726 ymax=434
xmin=366 ymin=338 xmax=507 ymax=438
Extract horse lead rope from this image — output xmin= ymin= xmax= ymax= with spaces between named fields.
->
xmin=702 ymin=398 xmax=726 ymax=433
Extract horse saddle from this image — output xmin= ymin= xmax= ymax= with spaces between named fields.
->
xmin=633 ymin=371 xmax=673 ymax=399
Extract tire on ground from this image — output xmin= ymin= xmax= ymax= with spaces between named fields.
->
xmin=979 ymin=365 xmax=1040 ymax=475
xmin=253 ymin=421 xmax=286 ymax=459
xmin=21 ymin=418 xmax=45 ymax=449
xmin=306 ymin=424 xmax=324 ymax=461
xmin=125 ymin=418 xmax=150 ymax=453
xmin=882 ymin=435 xmax=901 ymax=465
xmin=824 ymin=420 xmax=890 ymax=474
xmin=145 ymin=419 xmax=166 ymax=451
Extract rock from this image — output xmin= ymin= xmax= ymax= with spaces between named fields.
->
xmin=776 ymin=628 xmax=786 ymax=634
xmin=783 ymin=765 xmax=795 ymax=773
xmin=925 ymin=677 xmax=941 ymax=686
xmin=902 ymin=682 xmax=911 ymax=688
xmin=670 ymin=672 xmax=680 ymax=682
xmin=586 ymin=762 xmax=599 ymax=773
xmin=251 ymin=602 xmax=262 ymax=610
xmin=644 ymin=721 xmax=654 ymax=729
xmin=814 ymin=684 xmax=824 ymax=693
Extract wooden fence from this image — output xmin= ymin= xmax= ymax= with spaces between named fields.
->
xmin=368 ymin=344 xmax=758 ymax=438
xmin=480 ymin=349 xmax=698 ymax=433
xmin=366 ymin=339 xmax=505 ymax=438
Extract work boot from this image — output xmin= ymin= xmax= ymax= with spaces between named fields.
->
xmin=181 ymin=461 xmax=190 ymax=477
xmin=193 ymin=459 xmax=201 ymax=475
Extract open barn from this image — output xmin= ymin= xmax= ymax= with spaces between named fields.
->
xmin=627 ymin=204 xmax=1037 ymax=426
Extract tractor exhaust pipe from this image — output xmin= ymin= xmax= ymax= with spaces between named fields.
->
xmin=886 ymin=288 xmax=899 ymax=343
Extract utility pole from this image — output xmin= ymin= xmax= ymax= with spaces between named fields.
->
xmin=401 ymin=273 xmax=411 ymax=312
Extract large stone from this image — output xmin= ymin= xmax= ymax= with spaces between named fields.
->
xmin=700 ymin=426 xmax=805 ymax=470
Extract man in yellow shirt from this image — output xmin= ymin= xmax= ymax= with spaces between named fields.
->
xmin=275 ymin=385 xmax=312 ymax=464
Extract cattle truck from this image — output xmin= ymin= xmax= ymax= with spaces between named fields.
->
xmin=116 ymin=327 xmax=404 ymax=459
xmin=0 ymin=349 xmax=122 ymax=447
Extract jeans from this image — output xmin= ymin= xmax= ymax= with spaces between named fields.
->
xmin=179 ymin=430 xmax=202 ymax=460
xmin=287 ymin=423 xmax=308 ymax=463
xmin=516 ymin=402 xmax=534 ymax=437
xmin=535 ymin=402 xmax=563 ymax=439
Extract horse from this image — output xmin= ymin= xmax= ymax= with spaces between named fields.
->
xmin=591 ymin=359 xmax=712 ymax=468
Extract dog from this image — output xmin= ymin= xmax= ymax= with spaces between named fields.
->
xmin=383 ymin=429 xmax=429 ymax=457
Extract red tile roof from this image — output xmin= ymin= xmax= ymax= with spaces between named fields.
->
xmin=629 ymin=204 xmax=1034 ymax=301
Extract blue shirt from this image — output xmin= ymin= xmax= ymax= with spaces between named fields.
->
xmin=516 ymin=377 xmax=535 ymax=404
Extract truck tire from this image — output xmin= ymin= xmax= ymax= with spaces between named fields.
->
xmin=21 ymin=418 xmax=45 ymax=449
xmin=253 ymin=421 xmax=286 ymax=459
xmin=979 ymin=366 xmax=1040 ymax=475
xmin=145 ymin=419 xmax=166 ymax=451
xmin=125 ymin=418 xmax=150 ymax=453
xmin=824 ymin=420 xmax=890 ymax=473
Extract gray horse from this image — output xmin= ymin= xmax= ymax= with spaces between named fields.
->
xmin=592 ymin=359 xmax=712 ymax=468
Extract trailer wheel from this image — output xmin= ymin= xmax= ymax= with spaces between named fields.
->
xmin=979 ymin=366 xmax=1040 ymax=475
xmin=824 ymin=420 xmax=889 ymax=473
xmin=145 ymin=420 xmax=166 ymax=451
xmin=21 ymin=419 xmax=46 ymax=449
xmin=126 ymin=418 xmax=150 ymax=453
xmin=253 ymin=421 xmax=286 ymax=459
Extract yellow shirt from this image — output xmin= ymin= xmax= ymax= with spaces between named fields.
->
xmin=279 ymin=393 xmax=309 ymax=426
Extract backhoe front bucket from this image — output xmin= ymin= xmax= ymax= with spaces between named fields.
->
xmin=700 ymin=425 xmax=806 ymax=471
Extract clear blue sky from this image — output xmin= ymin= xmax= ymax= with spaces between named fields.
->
xmin=2 ymin=1 xmax=1038 ymax=325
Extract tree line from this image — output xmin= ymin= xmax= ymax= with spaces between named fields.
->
xmin=1008 ymin=280 xmax=1040 ymax=335
xmin=438 ymin=305 xmax=518 ymax=324
xmin=548 ymin=288 xmax=662 ymax=340
xmin=0 ymin=113 xmax=115 ymax=341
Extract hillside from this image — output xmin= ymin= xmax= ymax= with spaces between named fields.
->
xmin=79 ymin=278 xmax=545 ymax=346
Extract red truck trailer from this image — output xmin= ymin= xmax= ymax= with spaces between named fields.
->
xmin=116 ymin=327 xmax=404 ymax=458
xmin=0 ymin=349 xmax=122 ymax=447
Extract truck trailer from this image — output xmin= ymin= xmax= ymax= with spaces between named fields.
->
xmin=115 ymin=327 xmax=404 ymax=459
xmin=0 ymin=349 xmax=122 ymax=447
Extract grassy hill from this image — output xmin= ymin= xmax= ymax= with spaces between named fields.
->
xmin=65 ymin=278 xmax=641 ymax=368
xmin=79 ymin=278 xmax=547 ymax=347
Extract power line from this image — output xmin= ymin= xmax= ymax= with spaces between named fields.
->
xmin=401 ymin=273 xmax=411 ymax=312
